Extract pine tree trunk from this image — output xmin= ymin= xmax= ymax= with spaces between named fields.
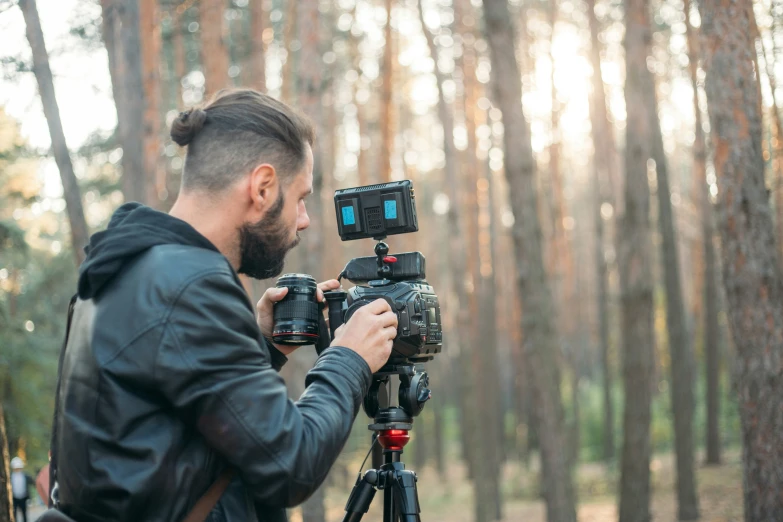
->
xmin=20 ymin=0 xmax=89 ymax=266
xmin=482 ymin=1 xmax=576 ymax=520
xmin=650 ymin=91 xmax=701 ymax=522
xmin=249 ymin=0 xmax=267 ymax=91
xmin=684 ymin=0 xmax=722 ymax=466
xmin=297 ymin=4 xmax=325 ymax=517
xmin=618 ymin=0 xmax=656 ymax=519
xmin=0 ymin=403 xmax=11 ymax=522
xmin=172 ymin=7 xmax=186 ymax=109
xmin=101 ymin=0 xmax=146 ymax=205
xmin=200 ymin=0 xmax=229 ymax=96
xmin=140 ymin=0 xmax=162 ymax=207
xmin=379 ymin=0 xmax=394 ymax=183
xmin=282 ymin=0 xmax=297 ymax=103
xmin=418 ymin=0 xmax=476 ymax=482
xmin=702 ymin=0 xmax=783 ymax=518
xmin=586 ymin=0 xmax=616 ymax=464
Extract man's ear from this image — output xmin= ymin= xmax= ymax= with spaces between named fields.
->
xmin=248 ymin=163 xmax=279 ymax=216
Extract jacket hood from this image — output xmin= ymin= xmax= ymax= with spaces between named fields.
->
xmin=78 ymin=202 xmax=219 ymax=299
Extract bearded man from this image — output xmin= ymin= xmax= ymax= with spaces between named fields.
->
xmin=50 ymin=89 xmax=397 ymax=522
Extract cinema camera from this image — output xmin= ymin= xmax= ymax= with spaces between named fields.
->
xmin=272 ymin=180 xmax=442 ymax=522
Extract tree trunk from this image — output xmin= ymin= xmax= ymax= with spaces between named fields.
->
xmin=702 ymin=0 xmax=783 ymax=519
xmin=281 ymin=0 xmax=297 ymax=103
xmin=200 ymin=0 xmax=229 ymax=96
xmin=643 ymin=29 xmax=701 ymax=522
xmin=586 ymin=0 xmax=616 ymax=463
xmin=20 ymin=0 xmax=89 ymax=266
xmin=297 ymin=3 xmax=325 ymax=518
xmin=418 ymin=0 xmax=477 ymax=484
xmin=379 ymin=0 xmax=394 ymax=183
xmin=0 ymin=403 xmax=11 ymax=522
xmin=140 ymin=0 xmax=162 ymax=207
xmin=617 ymin=0 xmax=656 ymax=519
xmin=482 ymin=1 xmax=576 ymax=521
xmin=249 ymin=0 xmax=267 ymax=91
xmin=101 ymin=0 xmax=146 ymax=205
xmin=684 ymin=0 xmax=722 ymax=466
xmin=172 ymin=7 xmax=186 ymax=109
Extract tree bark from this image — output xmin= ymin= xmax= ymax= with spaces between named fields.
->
xmin=20 ymin=0 xmax=89 ymax=266
xmin=586 ymin=0 xmax=616 ymax=464
xmin=702 ymin=0 xmax=783 ymax=519
xmin=418 ymin=0 xmax=477 ymax=484
xmin=249 ymin=0 xmax=267 ymax=91
xmin=140 ymin=0 xmax=162 ymax=207
xmin=617 ymin=0 xmax=656 ymax=519
xmin=379 ymin=0 xmax=394 ymax=183
xmin=0 ymin=403 xmax=11 ymax=522
xmin=683 ymin=0 xmax=722 ymax=466
xmin=172 ymin=6 xmax=186 ymax=109
xmin=281 ymin=0 xmax=297 ymax=103
xmin=101 ymin=0 xmax=147 ymax=205
xmin=297 ymin=3 xmax=325 ymax=517
xmin=650 ymin=83 xmax=701 ymax=522
xmin=482 ymin=1 xmax=576 ymax=521
xmin=200 ymin=0 xmax=229 ymax=96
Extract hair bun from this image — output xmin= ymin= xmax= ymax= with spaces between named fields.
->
xmin=170 ymin=108 xmax=207 ymax=146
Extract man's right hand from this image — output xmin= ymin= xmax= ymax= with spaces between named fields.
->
xmin=331 ymin=298 xmax=397 ymax=373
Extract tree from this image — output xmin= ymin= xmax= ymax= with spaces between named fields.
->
xmin=378 ymin=0 xmax=394 ymax=183
xmin=482 ymin=1 xmax=577 ymax=521
xmin=248 ymin=0 xmax=267 ymax=92
xmin=140 ymin=0 xmax=162 ymax=207
xmin=100 ymin=0 xmax=147 ymax=205
xmin=683 ymin=0 xmax=722 ymax=466
xmin=19 ymin=0 xmax=89 ymax=266
xmin=0 ymin=404 xmax=11 ymax=522
xmin=647 ymin=21 xmax=701 ymax=522
xmin=701 ymin=0 xmax=783 ymax=518
xmin=585 ymin=0 xmax=616 ymax=463
xmin=200 ymin=0 xmax=229 ymax=96
xmin=617 ymin=0 xmax=656 ymax=518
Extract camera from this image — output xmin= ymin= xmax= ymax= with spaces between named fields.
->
xmin=273 ymin=180 xmax=442 ymax=365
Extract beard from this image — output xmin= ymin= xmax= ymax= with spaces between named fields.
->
xmin=237 ymin=191 xmax=300 ymax=280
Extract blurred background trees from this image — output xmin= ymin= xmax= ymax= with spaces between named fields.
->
xmin=4 ymin=0 xmax=783 ymax=519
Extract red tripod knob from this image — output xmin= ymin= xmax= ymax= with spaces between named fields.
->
xmin=377 ymin=429 xmax=410 ymax=451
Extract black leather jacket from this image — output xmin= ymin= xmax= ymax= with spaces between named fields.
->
xmin=54 ymin=209 xmax=372 ymax=522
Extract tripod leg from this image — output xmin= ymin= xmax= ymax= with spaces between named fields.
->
xmin=391 ymin=469 xmax=421 ymax=522
xmin=342 ymin=471 xmax=378 ymax=522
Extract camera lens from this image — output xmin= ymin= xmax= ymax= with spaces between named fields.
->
xmin=272 ymin=274 xmax=320 ymax=345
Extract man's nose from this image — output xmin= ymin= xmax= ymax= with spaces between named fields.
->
xmin=298 ymin=207 xmax=310 ymax=231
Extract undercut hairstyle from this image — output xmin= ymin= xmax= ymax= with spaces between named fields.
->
xmin=170 ymin=89 xmax=315 ymax=193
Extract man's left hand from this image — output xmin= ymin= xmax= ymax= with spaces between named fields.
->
xmin=257 ymin=279 xmax=341 ymax=356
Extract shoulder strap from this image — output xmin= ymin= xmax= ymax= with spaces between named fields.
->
xmin=48 ymin=294 xmax=77 ymax=507
xmin=181 ymin=468 xmax=235 ymax=522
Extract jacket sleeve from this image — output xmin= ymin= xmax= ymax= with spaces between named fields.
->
xmin=155 ymin=270 xmax=372 ymax=507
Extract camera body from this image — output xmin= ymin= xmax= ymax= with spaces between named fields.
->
xmin=326 ymin=276 xmax=442 ymax=363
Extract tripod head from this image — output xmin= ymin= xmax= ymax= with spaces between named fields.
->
xmin=363 ymin=363 xmax=431 ymax=422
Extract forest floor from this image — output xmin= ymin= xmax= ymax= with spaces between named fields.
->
xmin=313 ymin=448 xmax=744 ymax=522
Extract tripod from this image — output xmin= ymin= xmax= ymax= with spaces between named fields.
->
xmin=342 ymin=364 xmax=431 ymax=522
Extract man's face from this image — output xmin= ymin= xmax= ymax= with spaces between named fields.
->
xmin=237 ymin=146 xmax=314 ymax=279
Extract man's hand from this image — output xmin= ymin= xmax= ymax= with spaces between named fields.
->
xmin=331 ymin=298 xmax=397 ymax=373
xmin=257 ymin=279 xmax=341 ymax=356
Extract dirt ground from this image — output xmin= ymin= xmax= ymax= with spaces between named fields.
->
xmin=307 ymin=449 xmax=744 ymax=522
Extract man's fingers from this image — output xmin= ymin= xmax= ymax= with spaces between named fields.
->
xmin=317 ymin=280 xmax=340 ymax=303
xmin=377 ymin=310 xmax=398 ymax=329
xmin=265 ymin=286 xmax=288 ymax=303
xmin=383 ymin=325 xmax=398 ymax=340
xmin=366 ymin=298 xmax=392 ymax=315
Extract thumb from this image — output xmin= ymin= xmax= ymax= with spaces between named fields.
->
xmin=269 ymin=286 xmax=289 ymax=303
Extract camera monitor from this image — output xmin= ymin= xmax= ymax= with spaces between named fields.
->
xmin=334 ymin=180 xmax=418 ymax=241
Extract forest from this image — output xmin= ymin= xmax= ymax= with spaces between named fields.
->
xmin=1 ymin=0 xmax=781 ymax=520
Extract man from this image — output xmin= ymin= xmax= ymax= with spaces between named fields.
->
xmin=52 ymin=89 xmax=398 ymax=521
xmin=11 ymin=457 xmax=33 ymax=522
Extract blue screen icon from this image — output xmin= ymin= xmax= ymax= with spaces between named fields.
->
xmin=342 ymin=206 xmax=356 ymax=225
xmin=384 ymin=200 xmax=397 ymax=220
